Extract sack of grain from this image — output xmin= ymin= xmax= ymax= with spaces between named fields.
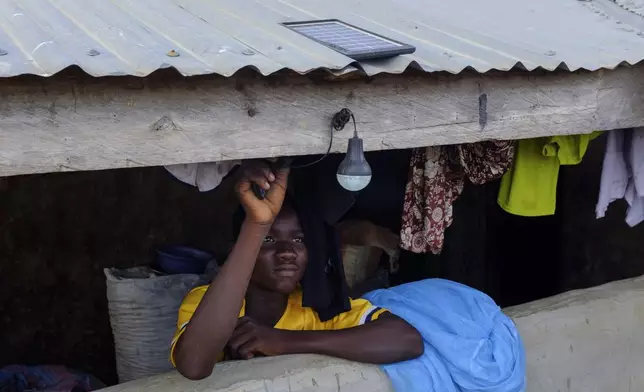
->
xmin=104 ymin=267 xmax=206 ymax=382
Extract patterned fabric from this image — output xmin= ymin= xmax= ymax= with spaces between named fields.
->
xmin=400 ymin=141 xmax=515 ymax=254
xmin=457 ymin=140 xmax=516 ymax=185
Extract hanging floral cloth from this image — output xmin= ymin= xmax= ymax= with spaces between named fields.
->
xmin=400 ymin=141 xmax=515 ymax=254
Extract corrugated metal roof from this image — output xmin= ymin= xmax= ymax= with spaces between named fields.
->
xmin=1 ymin=0 xmax=644 ymax=78
xmin=614 ymin=0 xmax=644 ymax=17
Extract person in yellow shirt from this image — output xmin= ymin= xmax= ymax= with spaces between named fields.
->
xmin=171 ymin=162 xmax=423 ymax=380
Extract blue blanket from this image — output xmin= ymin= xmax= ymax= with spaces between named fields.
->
xmin=364 ymin=279 xmax=525 ymax=392
xmin=0 ymin=365 xmax=104 ymax=392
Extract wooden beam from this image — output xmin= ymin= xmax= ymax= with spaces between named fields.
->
xmin=2 ymin=65 xmax=644 ymax=177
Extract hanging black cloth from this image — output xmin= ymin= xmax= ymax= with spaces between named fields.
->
xmin=289 ymin=162 xmax=354 ymax=321
xmin=289 ymin=189 xmax=351 ymax=321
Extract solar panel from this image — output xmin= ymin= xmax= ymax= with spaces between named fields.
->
xmin=282 ymin=19 xmax=416 ymax=61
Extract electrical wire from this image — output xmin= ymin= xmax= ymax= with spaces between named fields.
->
xmin=288 ymin=108 xmax=356 ymax=169
xmin=331 ymin=108 xmax=357 ymax=136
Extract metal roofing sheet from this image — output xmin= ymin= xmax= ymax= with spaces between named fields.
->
xmin=1 ymin=0 xmax=644 ymax=78
xmin=614 ymin=0 xmax=644 ymax=17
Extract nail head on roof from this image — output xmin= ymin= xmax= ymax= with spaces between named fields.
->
xmin=0 ymin=49 xmax=7 ymax=56
xmin=545 ymin=50 xmax=556 ymax=56
xmin=242 ymin=49 xmax=255 ymax=56
xmin=86 ymin=49 xmax=100 ymax=56
xmin=167 ymin=49 xmax=180 ymax=57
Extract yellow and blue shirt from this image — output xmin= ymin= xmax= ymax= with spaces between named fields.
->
xmin=171 ymin=285 xmax=388 ymax=365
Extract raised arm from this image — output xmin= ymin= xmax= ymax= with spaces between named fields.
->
xmin=174 ymin=163 xmax=289 ymax=380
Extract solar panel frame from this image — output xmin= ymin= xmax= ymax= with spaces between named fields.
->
xmin=282 ymin=19 xmax=416 ymax=61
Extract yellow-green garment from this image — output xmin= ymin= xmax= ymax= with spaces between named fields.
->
xmin=498 ymin=133 xmax=602 ymax=216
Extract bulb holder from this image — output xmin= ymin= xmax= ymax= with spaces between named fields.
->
xmin=336 ymin=136 xmax=372 ymax=191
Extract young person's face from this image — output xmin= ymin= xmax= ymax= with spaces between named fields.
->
xmin=251 ymin=204 xmax=308 ymax=294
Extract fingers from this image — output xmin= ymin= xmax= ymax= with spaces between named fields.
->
xmin=232 ymin=317 xmax=254 ymax=335
xmin=273 ymin=167 xmax=290 ymax=187
xmin=228 ymin=317 xmax=256 ymax=352
xmin=264 ymin=167 xmax=289 ymax=205
xmin=237 ymin=338 xmax=259 ymax=360
xmin=241 ymin=162 xmax=276 ymax=192
xmin=236 ymin=316 xmax=254 ymax=327
xmin=236 ymin=160 xmax=290 ymax=224
xmin=228 ymin=331 xmax=254 ymax=352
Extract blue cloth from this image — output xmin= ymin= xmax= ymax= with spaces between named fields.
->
xmin=0 ymin=365 xmax=104 ymax=392
xmin=364 ymin=279 xmax=525 ymax=392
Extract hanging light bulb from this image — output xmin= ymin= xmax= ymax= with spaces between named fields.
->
xmin=331 ymin=108 xmax=371 ymax=191
xmin=337 ymin=135 xmax=372 ymax=191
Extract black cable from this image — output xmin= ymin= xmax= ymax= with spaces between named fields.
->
xmin=331 ymin=108 xmax=357 ymax=136
xmin=251 ymin=108 xmax=356 ymax=199
xmin=288 ymin=108 xmax=356 ymax=169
